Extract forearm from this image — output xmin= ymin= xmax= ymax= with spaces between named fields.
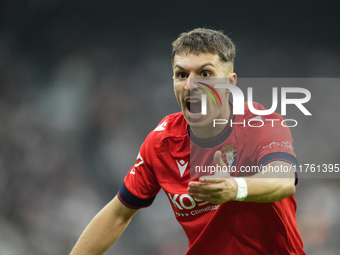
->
xmin=239 ymin=161 xmax=296 ymax=202
xmin=242 ymin=177 xmax=295 ymax=203
xmin=188 ymin=161 xmax=296 ymax=204
xmin=70 ymin=196 xmax=137 ymax=255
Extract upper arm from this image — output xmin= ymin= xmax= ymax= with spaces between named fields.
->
xmin=244 ymin=110 xmax=299 ymax=183
xmin=118 ymin=135 xmax=161 ymax=209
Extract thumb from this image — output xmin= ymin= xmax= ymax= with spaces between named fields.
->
xmin=204 ymin=150 xmax=230 ymax=179
xmin=214 ymin=150 xmax=226 ymax=167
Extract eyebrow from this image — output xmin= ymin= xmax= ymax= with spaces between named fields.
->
xmin=174 ymin=63 xmax=215 ymax=70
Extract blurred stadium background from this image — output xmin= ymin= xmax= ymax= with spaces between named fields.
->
xmin=0 ymin=1 xmax=340 ymax=254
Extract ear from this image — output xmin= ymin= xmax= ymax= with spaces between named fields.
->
xmin=229 ymin=73 xmax=237 ymax=85
xmin=225 ymin=73 xmax=237 ymax=94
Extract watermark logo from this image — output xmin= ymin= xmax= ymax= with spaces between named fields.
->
xmin=200 ymin=85 xmax=311 ymax=116
xmin=196 ymin=82 xmax=222 ymax=115
xmin=192 ymin=78 xmax=312 ymax=128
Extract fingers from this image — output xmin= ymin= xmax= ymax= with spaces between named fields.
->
xmin=187 ymin=150 xmax=236 ymax=204
xmin=187 ymin=193 xmax=221 ymax=204
xmin=188 ymin=180 xmax=224 ymax=193
xmin=199 ymin=178 xmax=225 ymax=183
xmin=188 ymin=183 xmax=223 ymax=204
xmin=187 ymin=179 xmax=228 ymax=203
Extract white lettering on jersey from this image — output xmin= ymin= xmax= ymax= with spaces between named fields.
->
xmin=176 ymin=160 xmax=188 ymax=177
xmin=179 ymin=194 xmax=195 ymax=210
xmin=167 ymin=193 xmax=183 ymax=210
xmin=154 ymin=120 xmax=167 ymax=131
xmin=167 ymin=193 xmax=209 ymax=211
xmin=249 ymin=116 xmax=262 ymax=121
xmin=262 ymin=141 xmax=293 ymax=150
xmin=130 ymin=168 xmax=136 ymax=175
xmin=135 ymin=152 xmax=144 ymax=167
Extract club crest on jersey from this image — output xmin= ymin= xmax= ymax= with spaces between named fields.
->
xmin=221 ymin=144 xmax=237 ymax=169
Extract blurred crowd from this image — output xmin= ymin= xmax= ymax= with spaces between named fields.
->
xmin=1 ymin=2 xmax=340 ymax=255
xmin=0 ymin=26 xmax=185 ymax=254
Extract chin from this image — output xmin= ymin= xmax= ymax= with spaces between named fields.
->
xmin=188 ymin=118 xmax=212 ymax=129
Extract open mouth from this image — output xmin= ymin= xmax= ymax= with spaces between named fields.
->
xmin=186 ymin=98 xmax=202 ymax=115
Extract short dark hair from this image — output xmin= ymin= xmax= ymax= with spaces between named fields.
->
xmin=171 ymin=28 xmax=236 ymax=64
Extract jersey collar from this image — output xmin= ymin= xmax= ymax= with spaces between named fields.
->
xmin=188 ymin=102 xmax=235 ymax=148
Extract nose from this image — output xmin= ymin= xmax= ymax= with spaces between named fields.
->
xmin=184 ymin=73 xmax=198 ymax=91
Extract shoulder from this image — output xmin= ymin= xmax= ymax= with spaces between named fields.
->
xmin=238 ymin=102 xmax=295 ymax=150
xmin=144 ymin=112 xmax=188 ymax=146
xmin=234 ymin=102 xmax=293 ymax=144
xmin=232 ymin=102 xmax=297 ymax=165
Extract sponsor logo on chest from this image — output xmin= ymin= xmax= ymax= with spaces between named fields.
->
xmin=167 ymin=193 xmax=219 ymax=217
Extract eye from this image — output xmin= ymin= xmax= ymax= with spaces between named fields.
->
xmin=178 ymin=72 xmax=188 ymax=79
xmin=201 ymin=71 xmax=211 ymax=78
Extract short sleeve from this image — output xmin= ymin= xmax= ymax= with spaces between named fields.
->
xmin=117 ymin=135 xmax=161 ymax=209
xmin=246 ymin=112 xmax=298 ymax=169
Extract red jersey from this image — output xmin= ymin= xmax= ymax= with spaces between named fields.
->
xmin=118 ymin=102 xmax=305 ymax=255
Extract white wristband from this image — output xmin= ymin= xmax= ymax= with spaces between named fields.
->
xmin=233 ymin=177 xmax=248 ymax=201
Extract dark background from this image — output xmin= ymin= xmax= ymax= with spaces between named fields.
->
xmin=1 ymin=1 xmax=339 ymax=254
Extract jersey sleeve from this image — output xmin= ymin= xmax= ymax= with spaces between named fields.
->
xmin=117 ymin=134 xmax=161 ymax=209
xmin=246 ymin=111 xmax=298 ymax=171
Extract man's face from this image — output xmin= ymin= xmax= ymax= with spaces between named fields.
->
xmin=173 ymin=53 xmax=235 ymax=130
